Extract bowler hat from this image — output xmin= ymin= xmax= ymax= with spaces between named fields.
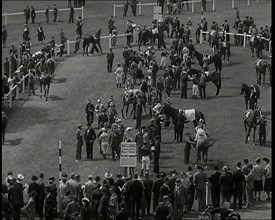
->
xmin=255 ymin=158 xmax=261 ymax=163
xmin=263 ymin=158 xmax=270 ymax=163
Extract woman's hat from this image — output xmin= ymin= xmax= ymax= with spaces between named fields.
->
xmin=104 ymin=172 xmax=113 ymax=179
xmin=263 ymin=158 xmax=270 ymax=163
xmin=17 ymin=174 xmax=24 ymax=180
xmin=255 ymin=158 xmax=261 ymax=163
xmin=82 ymin=197 xmax=90 ymax=203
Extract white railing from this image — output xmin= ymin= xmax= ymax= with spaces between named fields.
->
xmin=4 ymin=75 xmax=28 ymax=108
xmin=232 ymin=0 xmax=259 ymax=8
xmin=2 ymin=6 xmax=84 ymax=26
xmin=113 ymin=0 xmax=215 ymax=17
xmin=199 ymin=30 xmax=272 ymax=53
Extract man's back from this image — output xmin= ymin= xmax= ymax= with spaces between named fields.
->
xmin=219 ymin=172 xmax=232 ymax=191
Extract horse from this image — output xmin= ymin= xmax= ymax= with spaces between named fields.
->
xmin=244 ymin=108 xmax=263 ymax=144
xmin=195 ymin=128 xmax=215 ymax=167
xmin=240 ymin=83 xmax=260 ymax=110
xmin=187 ymin=68 xmax=220 ymax=97
xmin=208 ymin=30 xmax=224 ymax=51
xmin=160 ymin=104 xmax=206 ymax=136
xmin=218 ymin=41 xmax=231 ymax=63
xmin=121 ymin=89 xmax=146 ymax=118
xmin=44 ymin=57 xmax=56 ymax=77
xmin=2 ymin=111 xmax=8 ymax=144
xmin=88 ymin=28 xmax=103 ymax=54
xmin=249 ymin=34 xmax=263 ymax=58
xmin=255 ymin=60 xmax=270 ymax=85
xmin=159 ymin=104 xmax=186 ymax=141
xmin=39 ymin=73 xmax=53 ymax=101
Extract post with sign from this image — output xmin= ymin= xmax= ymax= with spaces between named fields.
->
xmin=120 ymin=142 xmax=137 ymax=177
xmin=153 ymin=6 xmax=162 ymax=21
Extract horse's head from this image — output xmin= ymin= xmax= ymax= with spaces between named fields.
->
xmin=240 ymin=83 xmax=248 ymax=95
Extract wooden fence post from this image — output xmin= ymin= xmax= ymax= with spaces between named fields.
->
xmin=22 ymin=77 xmax=25 ymax=93
xmin=243 ymin=32 xmax=247 ymax=48
xmin=139 ymin=2 xmax=142 ymax=15
xmin=232 ymin=0 xmax=235 ymax=8
xmin=113 ymin=4 xmax=116 ymax=17
xmin=5 ymin=12 xmax=8 ymax=26
xmin=247 ymin=0 xmax=250 ymax=5
xmin=212 ymin=0 xmax=215 ymax=11
xmin=200 ymin=30 xmax=203 ymax=44
xmin=67 ymin=40 xmax=70 ymax=55
xmin=82 ymin=6 xmax=84 ymax=19
xmin=109 ymin=34 xmax=112 ymax=49
xmin=192 ymin=2 xmax=194 ymax=13
xmin=16 ymin=86 xmax=19 ymax=100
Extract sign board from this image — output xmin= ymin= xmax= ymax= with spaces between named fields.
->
xmin=120 ymin=142 xmax=137 ymax=167
xmin=153 ymin=14 xmax=163 ymax=20
xmin=153 ymin=6 xmax=162 ymax=14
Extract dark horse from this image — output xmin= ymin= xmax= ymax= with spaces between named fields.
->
xmin=244 ymin=108 xmax=263 ymax=144
xmin=44 ymin=57 xmax=56 ymax=78
xmin=2 ymin=111 xmax=8 ymax=144
xmin=187 ymin=68 xmax=220 ymax=97
xmin=121 ymin=89 xmax=146 ymax=118
xmin=240 ymin=83 xmax=260 ymax=110
xmin=88 ymin=28 xmax=103 ymax=54
xmin=39 ymin=73 xmax=53 ymax=101
xmin=218 ymin=41 xmax=231 ymax=63
xmin=255 ymin=60 xmax=270 ymax=85
xmin=194 ymin=50 xmax=222 ymax=88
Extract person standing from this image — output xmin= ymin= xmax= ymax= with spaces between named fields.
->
xmin=193 ymin=165 xmax=208 ymax=212
xmin=23 ymin=6 xmax=31 ymax=24
xmin=84 ymin=123 xmax=96 ymax=160
xmin=109 ymin=129 xmax=121 ymax=161
xmin=184 ymin=132 xmax=195 ymax=164
xmin=153 ymin=136 xmax=161 ymax=174
xmin=74 ymin=33 xmax=81 ymax=54
xmin=202 ymin=18 xmax=208 ymax=41
xmin=82 ymin=35 xmax=90 ymax=56
xmin=27 ymin=69 xmax=35 ymax=96
xmin=131 ymin=0 xmax=137 ymax=16
xmin=142 ymin=171 xmax=153 ymax=215
xmin=2 ymin=26 xmax=7 ymax=48
xmin=174 ymin=178 xmax=188 ymax=220
xmin=98 ymin=128 xmax=110 ymax=159
xmin=195 ymin=22 xmax=202 ymax=44
xmin=4 ymin=57 xmax=9 ymax=77
xmin=157 ymin=0 xmax=165 ymax=14
xmin=263 ymin=158 xmax=271 ymax=200
xmin=8 ymin=178 xmax=24 ymax=220
xmin=123 ymin=1 xmax=130 ymax=18
xmin=232 ymin=162 xmax=245 ymax=209
xmin=108 ymin=16 xmax=115 ymax=35
xmin=208 ymin=165 xmax=221 ymax=208
xmin=219 ymin=166 xmax=233 ymax=203
xmin=128 ymin=173 xmax=143 ymax=220
xmin=202 ymin=0 xmax=206 ymax=12
xmin=107 ymin=48 xmax=114 ymax=73
xmin=30 ymin=6 xmax=36 ymax=23
xmin=37 ymin=23 xmax=45 ymax=44
xmin=24 ymin=191 xmax=37 ymax=220
xmin=242 ymin=159 xmax=250 ymax=204
xmin=152 ymin=173 xmax=165 ymax=213
xmin=98 ymin=188 xmax=110 ymax=220
xmin=135 ymin=97 xmax=143 ymax=129
xmin=76 ymin=124 xmax=83 ymax=162
xmin=253 ymin=158 xmax=263 ymax=201
xmin=69 ymin=6 xmax=74 ymax=23
xmin=109 ymin=186 xmax=119 ymax=220
xmin=244 ymin=164 xmax=255 ymax=208
xmin=53 ymin=4 xmax=58 ymax=22
xmin=151 ymin=59 xmax=159 ymax=87
xmin=45 ymin=5 xmax=50 ymax=24
xmin=36 ymin=173 xmax=45 ymax=220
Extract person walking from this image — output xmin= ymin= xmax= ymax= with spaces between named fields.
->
xmin=193 ymin=165 xmax=208 ymax=212
xmin=76 ymin=124 xmax=83 ymax=162
xmin=37 ymin=23 xmax=45 ymax=44
xmin=30 ymin=6 xmax=36 ymax=23
xmin=53 ymin=4 xmax=58 ymax=22
xmin=232 ymin=162 xmax=245 ymax=209
xmin=82 ymin=35 xmax=90 ymax=56
xmin=69 ymin=6 xmax=74 ymax=23
xmin=84 ymin=123 xmax=96 ymax=160
xmin=23 ymin=6 xmax=31 ymax=24
xmin=45 ymin=5 xmax=50 ymax=24
xmin=107 ymin=48 xmax=114 ymax=73
xmin=244 ymin=164 xmax=255 ymax=208
xmin=208 ymin=165 xmax=221 ymax=208
xmin=219 ymin=166 xmax=233 ymax=203
xmin=109 ymin=129 xmax=121 ymax=161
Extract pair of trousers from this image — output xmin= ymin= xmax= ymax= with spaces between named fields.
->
xmin=107 ymin=61 xmax=113 ymax=72
xmin=197 ymin=188 xmax=206 ymax=211
xmin=86 ymin=142 xmax=93 ymax=159
xmin=76 ymin=144 xmax=82 ymax=160
xmin=211 ymin=189 xmax=220 ymax=207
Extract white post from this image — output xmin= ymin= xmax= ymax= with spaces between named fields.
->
xmin=206 ymin=182 xmax=209 ymax=206
xmin=269 ymin=40 xmax=271 ymax=54
xmin=232 ymin=0 xmax=234 ymax=8
xmin=247 ymin=0 xmax=250 ymax=5
xmin=82 ymin=6 xmax=84 ymax=19
xmin=200 ymin=30 xmax=203 ymax=44
xmin=192 ymin=2 xmax=194 ymax=13
xmin=59 ymin=140 xmax=62 ymax=181
xmin=201 ymin=7 xmax=203 ymax=21
xmin=109 ymin=34 xmax=112 ymax=49
xmin=5 ymin=12 xmax=8 ymax=26
xmin=113 ymin=4 xmax=116 ymax=17
xmin=9 ymin=93 xmax=12 ymax=108
xmin=67 ymin=40 xmax=70 ymax=55
xmin=22 ymin=78 xmax=25 ymax=93
xmin=212 ymin=0 xmax=215 ymax=11
xmin=54 ymin=47 xmax=57 ymax=57
xmin=138 ymin=2 xmax=142 ymax=15
xmin=243 ymin=32 xmax=246 ymax=48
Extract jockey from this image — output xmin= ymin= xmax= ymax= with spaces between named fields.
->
xmin=255 ymin=58 xmax=262 ymax=67
xmin=195 ymin=119 xmax=206 ymax=130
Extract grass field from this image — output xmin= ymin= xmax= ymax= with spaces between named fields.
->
xmin=2 ymin=0 xmax=272 ymax=219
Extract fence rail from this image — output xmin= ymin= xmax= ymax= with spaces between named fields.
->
xmin=2 ymin=6 xmax=84 ymax=26
xmin=232 ymin=0 xmax=259 ymax=8
xmin=113 ymin=0 xmax=215 ymax=17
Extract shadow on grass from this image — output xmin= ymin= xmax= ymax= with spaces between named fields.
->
xmin=53 ymin=77 xmax=67 ymax=84
xmin=49 ymin=95 xmax=66 ymax=101
xmin=223 ymin=61 xmax=243 ymax=67
xmin=3 ymin=138 xmax=23 ymax=146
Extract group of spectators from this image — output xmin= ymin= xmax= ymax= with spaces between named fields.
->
xmin=2 ymin=157 xmax=271 ymax=220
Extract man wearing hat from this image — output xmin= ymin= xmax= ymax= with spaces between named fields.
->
xmin=84 ymin=123 xmax=96 ymax=160
xmin=208 ymin=166 xmax=221 ymax=208
xmin=219 ymin=166 xmax=233 ymax=203
xmin=155 ymin=198 xmax=170 ymax=220
xmin=253 ymin=158 xmax=263 ymax=201
xmin=152 ymin=173 xmax=165 ymax=213
xmin=85 ymin=100 xmax=95 ymax=124
xmin=76 ymin=124 xmax=83 ymax=162
xmin=98 ymin=186 xmax=110 ymax=220
xmin=84 ymin=175 xmax=95 ymax=202
xmin=8 ymin=177 xmax=24 ymax=220
xmin=66 ymin=173 xmax=78 ymax=197
xmin=95 ymin=99 xmax=104 ymax=128
xmin=232 ymin=162 xmax=245 ymax=209
xmin=174 ymin=178 xmax=188 ymax=220
xmin=244 ymin=164 xmax=255 ymax=208
xmin=57 ymin=174 xmax=68 ymax=215
xmin=109 ymin=186 xmax=119 ymax=220
xmin=109 ymin=126 xmax=121 ymax=161
xmin=193 ymin=166 xmax=208 ymax=212
xmin=142 ymin=171 xmax=153 ymax=215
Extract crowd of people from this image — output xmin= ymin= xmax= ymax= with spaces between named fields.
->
xmin=2 ymin=157 xmax=271 ymax=220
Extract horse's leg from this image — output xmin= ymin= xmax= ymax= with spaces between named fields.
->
xmin=121 ymin=105 xmax=125 ymax=118
xmin=203 ymin=87 xmax=206 ymax=98
xmin=40 ymin=82 xmax=43 ymax=98
xmin=213 ymin=80 xmax=220 ymax=96
xmin=98 ymin=42 xmax=103 ymax=54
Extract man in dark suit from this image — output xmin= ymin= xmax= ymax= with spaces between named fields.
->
xmin=153 ymin=136 xmax=161 ymax=173
xmin=208 ymin=165 xmax=221 ymax=207
xmin=23 ymin=6 xmax=31 ymax=24
xmin=219 ymin=166 xmax=233 ymax=203
xmin=152 ymin=173 xmax=165 ymax=212
xmin=232 ymin=162 xmax=245 ymax=209
xmin=174 ymin=178 xmax=188 ymax=220
xmin=128 ymin=173 xmax=143 ymax=220
xmin=69 ymin=6 xmax=74 ymax=23
xmin=76 ymin=124 xmax=83 ymax=162
xmin=84 ymin=123 xmax=96 ymax=159
xmin=3 ymin=57 xmax=9 ymax=77
xmin=142 ymin=171 xmax=153 ymax=215
xmin=30 ymin=6 xmax=36 ymax=23
xmin=135 ymin=97 xmax=142 ymax=129
xmin=8 ymin=178 xmax=24 ymax=220
xmin=242 ymin=159 xmax=249 ymax=204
